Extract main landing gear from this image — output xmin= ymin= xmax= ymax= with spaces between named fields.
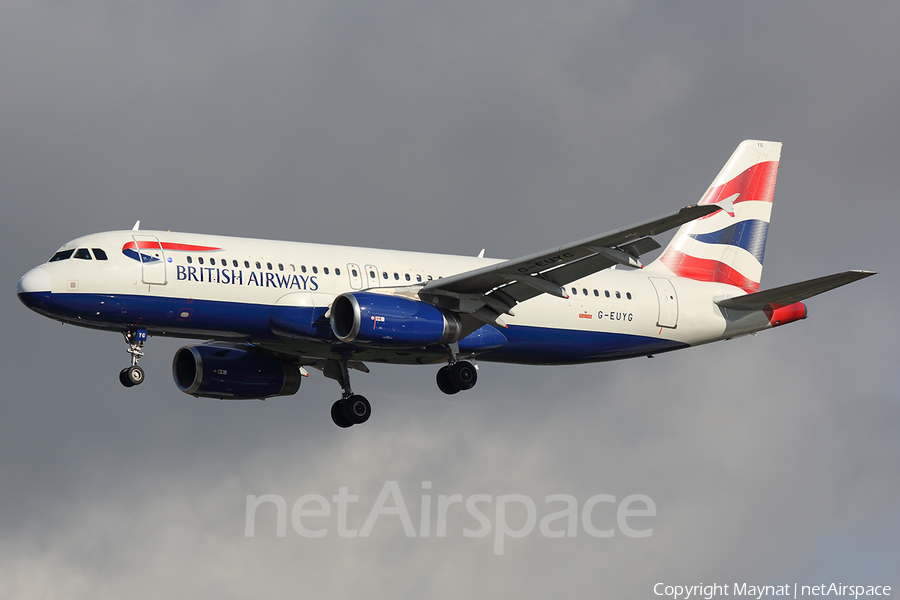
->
xmin=323 ymin=359 xmax=372 ymax=428
xmin=319 ymin=349 xmax=476 ymax=428
xmin=436 ymin=343 xmax=478 ymax=395
xmin=119 ymin=329 xmax=147 ymax=388
xmin=436 ymin=360 xmax=478 ymax=394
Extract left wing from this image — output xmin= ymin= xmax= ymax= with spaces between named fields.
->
xmin=418 ymin=204 xmax=720 ymax=327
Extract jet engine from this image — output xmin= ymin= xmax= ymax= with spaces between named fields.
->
xmin=172 ymin=344 xmax=301 ymax=400
xmin=330 ymin=292 xmax=462 ymax=347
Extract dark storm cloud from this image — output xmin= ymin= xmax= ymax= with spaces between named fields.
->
xmin=1 ymin=0 xmax=898 ymax=597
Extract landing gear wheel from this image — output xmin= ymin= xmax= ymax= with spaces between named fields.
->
xmin=436 ymin=366 xmax=460 ymax=395
xmin=342 ymin=395 xmax=371 ymax=425
xmin=119 ymin=368 xmax=135 ymax=388
xmin=126 ymin=365 xmax=144 ymax=386
xmin=450 ymin=361 xmax=477 ymax=390
xmin=331 ymin=401 xmax=353 ymax=428
xmin=121 ymin=330 xmax=147 ymax=389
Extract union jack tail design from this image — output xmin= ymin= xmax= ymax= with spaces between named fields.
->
xmin=648 ymin=140 xmax=781 ymax=292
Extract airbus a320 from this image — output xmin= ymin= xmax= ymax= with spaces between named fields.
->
xmin=17 ymin=140 xmax=874 ymax=427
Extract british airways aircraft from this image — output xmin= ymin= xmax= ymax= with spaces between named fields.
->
xmin=17 ymin=141 xmax=873 ymax=428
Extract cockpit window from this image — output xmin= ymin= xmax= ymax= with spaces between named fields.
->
xmin=73 ymin=248 xmax=92 ymax=260
xmin=92 ymin=248 xmax=108 ymax=260
xmin=49 ymin=249 xmax=75 ymax=262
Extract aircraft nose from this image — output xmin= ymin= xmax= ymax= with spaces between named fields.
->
xmin=17 ymin=267 xmax=52 ymax=297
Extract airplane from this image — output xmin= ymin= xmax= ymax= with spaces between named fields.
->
xmin=16 ymin=140 xmax=874 ymax=428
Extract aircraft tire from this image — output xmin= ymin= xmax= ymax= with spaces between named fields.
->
xmin=450 ymin=361 xmax=477 ymax=391
xmin=119 ymin=368 xmax=135 ymax=388
xmin=436 ymin=366 xmax=460 ymax=395
xmin=126 ymin=365 xmax=145 ymax=386
xmin=331 ymin=401 xmax=353 ymax=428
xmin=342 ymin=395 xmax=371 ymax=425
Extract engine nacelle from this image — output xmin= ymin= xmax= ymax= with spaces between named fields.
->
xmin=172 ymin=345 xmax=301 ymax=400
xmin=330 ymin=292 xmax=462 ymax=347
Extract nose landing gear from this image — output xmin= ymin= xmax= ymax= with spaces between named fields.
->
xmin=119 ymin=329 xmax=147 ymax=388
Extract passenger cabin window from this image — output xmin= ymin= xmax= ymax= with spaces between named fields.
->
xmin=312 ymin=266 xmax=318 ymax=274
xmin=335 ymin=268 xmax=341 ymax=276
xmin=278 ymin=263 xmax=284 ymax=271
xmin=352 ymin=269 xmax=359 ymax=277
xmin=198 ymin=257 xmax=204 ymax=265
xmin=594 ymin=289 xmax=599 ymax=297
xmin=49 ymin=249 xmax=74 ymax=262
xmin=187 ymin=256 xmax=193 ymax=264
xmin=615 ymin=291 xmax=621 ymax=299
xmin=267 ymin=262 xmax=272 ymax=270
xmin=92 ymin=248 xmax=108 ymax=260
xmin=405 ymin=274 xmax=410 ymax=281
xmin=210 ymin=258 xmax=216 ymax=266
xmin=382 ymin=272 xmax=388 ymax=280
xmin=416 ymin=274 xmax=422 ymax=282
xmin=244 ymin=260 xmax=250 ymax=268
xmin=324 ymin=267 xmax=330 ymax=275
xmin=255 ymin=261 xmax=261 ymax=269
xmin=582 ymin=288 xmax=588 ymax=296
xmin=626 ymin=292 xmax=632 ymax=300
xmin=301 ymin=265 xmax=307 ymax=273
xmin=605 ymin=290 xmax=610 ymax=298
xmin=233 ymin=260 xmax=238 ymax=267
xmin=394 ymin=273 xmax=399 ymax=280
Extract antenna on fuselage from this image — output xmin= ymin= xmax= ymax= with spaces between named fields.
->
xmin=132 ymin=220 xmax=141 ymax=231
xmin=477 ymin=249 xmax=485 ymax=258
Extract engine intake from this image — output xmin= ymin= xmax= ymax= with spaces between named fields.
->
xmin=330 ymin=292 xmax=462 ymax=347
xmin=172 ymin=345 xmax=301 ymax=400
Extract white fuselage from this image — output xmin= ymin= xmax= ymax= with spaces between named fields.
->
xmin=18 ymin=229 xmax=781 ymax=367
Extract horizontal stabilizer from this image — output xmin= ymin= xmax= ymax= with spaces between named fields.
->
xmin=715 ymin=270 xmax=876 ymax=311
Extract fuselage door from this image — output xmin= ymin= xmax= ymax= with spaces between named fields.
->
xmin=364 ymin=264 xmax=380 ymax=288
xmin=649 ymin=277 xmax=678 ymax=328
xmin=347 ymin=263 xmax=363 ymax=290
xmin=132 ymin=235 xmax=167 ymax=285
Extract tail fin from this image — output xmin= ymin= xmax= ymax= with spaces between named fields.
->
xmin=648 ymin=140 xmax=781 ymax=292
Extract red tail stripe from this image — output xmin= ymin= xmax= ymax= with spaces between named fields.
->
xmin=659 ymin=249 xmax=759 ymax=292
xmin=695 ymin=160 xmax=779 ymax=219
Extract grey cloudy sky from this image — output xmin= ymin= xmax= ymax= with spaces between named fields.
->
xmin=1 ymin=1 xmax=898 ymax=598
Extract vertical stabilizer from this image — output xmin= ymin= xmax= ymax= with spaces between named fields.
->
xmin=647 ymin=140 xmax=781 ymax=292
